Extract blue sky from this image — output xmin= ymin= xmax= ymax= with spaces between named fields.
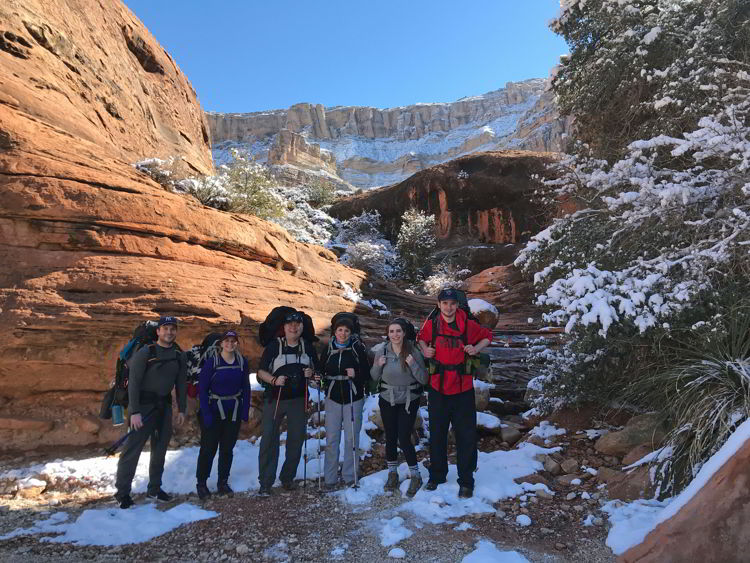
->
xmin=123 ymin=1 xmax=567 ymax=113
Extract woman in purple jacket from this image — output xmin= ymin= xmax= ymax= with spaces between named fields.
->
xmin=196 ymin=330 xmax=250 ymax=500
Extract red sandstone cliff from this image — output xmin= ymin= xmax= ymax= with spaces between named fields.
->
xmin=0 ymin=0 xmax=381 ymax=451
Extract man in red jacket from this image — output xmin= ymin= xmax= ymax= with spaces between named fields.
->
xmin=417 ymin=288 xmax=492 ymax=498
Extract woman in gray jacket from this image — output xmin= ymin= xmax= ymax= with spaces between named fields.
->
xmin=370 ymin=318 xmax=428 ymax=496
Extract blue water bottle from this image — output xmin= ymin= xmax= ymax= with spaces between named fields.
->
xmin=112 ymin=404 xmax=125 ymax=427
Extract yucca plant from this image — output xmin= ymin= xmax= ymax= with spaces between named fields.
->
xmin=628 ymin=302 xmax=750 ymax=498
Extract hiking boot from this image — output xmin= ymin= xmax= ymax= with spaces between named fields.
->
xmin=281 ymin=481 xmax=298 ymax=491
xmin=116 ymin=494 xmax=134 ymax=509
xmin=196 ymin=483 xmax=211 ymax=501
xmin=217 ymin=482 xmax=234 ymax=496
xmin=458 ymin=486 xmax=473 ymax=499
xmin=406 ymin=475 xmax=423 ymax=497
xmin=384 ymin=472 xmax=400 ymax=491
xmin=258 ymin=486 xmax=272 ymax=497
xmin=423 ymin=481 xmax=441 ymax=491
xmin=147 ymin=489 xmax=172 ymax=502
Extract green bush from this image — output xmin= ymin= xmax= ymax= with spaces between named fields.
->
xmin=396 ymin=208 xmax=436 ymax=282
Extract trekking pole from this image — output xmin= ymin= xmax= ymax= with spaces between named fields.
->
xmin=317 ymin=373 xmax=322 ymax=491
xmin=348 ymin=379 xmax=359 ymax=489
xmin=303 ymin=377 xmax=308 ymax=488
xmin=104 ymin=410 xmax=153 ymax=456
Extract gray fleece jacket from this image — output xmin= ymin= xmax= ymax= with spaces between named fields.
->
xmin=127 ymin=343 xmax=187 ymax=415
xmin=370 ymin=342 xmax=428 ymax=408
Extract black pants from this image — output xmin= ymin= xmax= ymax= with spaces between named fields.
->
xmin=115 ymin=404 xmax=172 ymax=498
xmin=196 ymin=412 xmax=241 ymax=485
xmin=379 ymin=397 xmax=419 ymax=467
xmin=427 ymin=387 xmax=477 ymax=488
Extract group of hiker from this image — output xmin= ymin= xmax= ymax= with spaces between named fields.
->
xmin=108 ymin=287 xmax=492 ymax=509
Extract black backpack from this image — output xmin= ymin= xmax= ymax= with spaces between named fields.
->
xmin=100 ymin=321 xmax=158 ymax=419
xmin=259 ymin=306 xmax=318 ymax=347
xmin=186 ymin=332 xmax=223 ymax=383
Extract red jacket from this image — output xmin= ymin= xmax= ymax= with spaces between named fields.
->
xmin=417 ymin=308 xmax=492 ymax=395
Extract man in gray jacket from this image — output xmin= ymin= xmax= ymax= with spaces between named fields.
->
xmin=114 ymin=316 xmax=187 ymax=509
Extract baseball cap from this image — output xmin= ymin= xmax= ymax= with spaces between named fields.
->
xmin=221 ymin=330 xmax=239 ymax=341
xmin=157 ymin=316 xmax=179 ymax=327
xmin=284 ymin=311 xmax=304 ymax=323
xmin=437 ymin=288 xmax=459 ymax=302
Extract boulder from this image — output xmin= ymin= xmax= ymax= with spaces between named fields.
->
xmin=474 ymin=385 xmax=490 ymax=411
xmin=561 ymin=458 xmax=579 ymax=474
xmin=596 ymin=467 xmax=622 ymax=484
xmin=16 ymin=477 xmax=46 ymax=499
xmin=623 ymin=444 xmax=654 ymax=467
xmin=595 ymin=413 xmax=667 ymax=457
xmin=544 ymin=457 xmax=562 ymax=475
xmin=621 ymin=427 xmax=750 ymax=562
xmin=606 ymin=467 xmax=652 ymax=502
xmin=500 ymin=424 xmax=522 ymax=446
xmin=468 ymin=299 xmax=499 ymax=329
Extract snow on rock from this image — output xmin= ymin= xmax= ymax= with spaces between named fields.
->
xmin=476 ymin=412 xmax=502 ymax=432
xmin=602 ymin=418 xmax=750 ymax=555
xmin=516 ymin=514 xmax=532 ymax=527
xmin=529 ymin=421 xmax=567 ymax=442
xmin=461 ymin=540 xmax=530 ymax=562
xmin=0 ymin=504 xmax=216 ymax=545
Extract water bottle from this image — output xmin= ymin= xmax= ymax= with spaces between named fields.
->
xmin=112 ymin=404 xmax=125 ymax=427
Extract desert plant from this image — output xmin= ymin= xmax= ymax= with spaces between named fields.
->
xmin=306 ymin=179 xmax=338 ymax=208
xmin=223 ymin=150 xmax=283 ymax=219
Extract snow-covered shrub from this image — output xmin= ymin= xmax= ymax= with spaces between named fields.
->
xmin=518 ymin=0 xmax=750 ymax=495
xmin=306 ymin=179 xmax=338 ymax=208
xmin=222 ymin=150 xmax=283 ymax=219
xmin=333 ymin=211 xmax=397 ymax=278
xmin=178 ymin=176 xmax=232 ymax=210
xmin=396 ymin=209 xmax=436 ymax=282
xmin=422 ymin=261 xmax=471 ymax=296
xmin=134 ymin=157 xmax=176 ymax=189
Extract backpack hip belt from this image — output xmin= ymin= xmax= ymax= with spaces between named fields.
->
xmin=324 ymin=375 xmax=357 ymax=400
xmin=209 ymin=391 xmax=242 ymax=422
xmin=380 ymin=381 xmax=422 ymax=411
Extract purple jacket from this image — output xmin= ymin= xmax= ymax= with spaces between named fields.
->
xmin=198 ymin=353 xmax=250 ymax=425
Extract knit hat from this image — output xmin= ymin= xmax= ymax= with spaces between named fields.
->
xmin=333 ymin=316 xmax=354 ymax=331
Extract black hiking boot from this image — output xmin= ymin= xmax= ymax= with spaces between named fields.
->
xmin=406 ymin=475 xmax=423 ymax=497
xmin=258 ymin=486 xmax=272 ymax=497
xmin=281 ymin=481 xmax=298 ymax=491
xmin=116 ymin=494 xmax=134 ymax=509
xmin=458 ymin=486 xmax=473 ymax=499
xmin=147 ymin=489 xmax=172 ymax=502
xmin=196 ymin=483 xmax=211 ymax=501
xmin=423 ymin=480 xmax=443 ymax=491
xmin=384 ymin=471 xmax=400 ymax=491
xmin=217 ymin=481 xmax=234 ymax=496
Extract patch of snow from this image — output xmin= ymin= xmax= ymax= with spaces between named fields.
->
xmin=461 ymin=540 xmax=530 ymax=563
xmin=379 ymin=516 xmax=413 ymax=547
xmin=0 ymin=504 xmax=216 ymax=545
xmin=388 ymin=547 xmax=406 ymax=559
xmin=515 ymin=514 xmax=532 ymax=527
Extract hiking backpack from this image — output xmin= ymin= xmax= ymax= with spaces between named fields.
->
xmin=258 ymin=306 xmax=318 ymax=347
xmin=100 ymin=320 xmax=160 ymax=419
xmin=185 ymin=332 xmax=223 ymax=398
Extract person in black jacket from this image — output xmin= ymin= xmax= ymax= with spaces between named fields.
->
xmin=321 ymin=314 xmax=370 ymax=489
xmin=256 ymin=311 xmax=319 ymax=496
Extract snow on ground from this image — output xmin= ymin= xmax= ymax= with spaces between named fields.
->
xmin=529 ymin=421 xmax=566 ymax=442
xmin=378 ymin=516 xmax=413 ymax=547
xmin=461 ymin=540 xmax=530 ymax=563
xmin=2 ymin=396 xmax=383 ymax=494
xmin=601 ymin=418 xmax=750 ymax=554
xmin=388 ymin=547 xmax=406 ymax=558
xmin=339 ymin=443 xmax=558 ymax=530
xmin=0 ymin=503 xmax=216 ymax=546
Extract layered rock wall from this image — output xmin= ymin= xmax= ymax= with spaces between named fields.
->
xmin=207 ymin=80 xmax=571 ymax=188
xmin=0 ymin=0 xmax=377 ymax=451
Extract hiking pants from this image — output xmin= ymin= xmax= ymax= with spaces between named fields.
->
xmin=115 ymin=404 xmax=172 ymax=498
xmin=427 ymin=387 xmax=477 ymax=488
xmin=324 ymin=396 xmax=363 ymax=486
xmin=258 ymin=396 xmax=305 ymax=488
xmin=196 ymin=413 xmax=241 ymax=485
xmin=380 ymin=397 xmax=419 ymax=467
